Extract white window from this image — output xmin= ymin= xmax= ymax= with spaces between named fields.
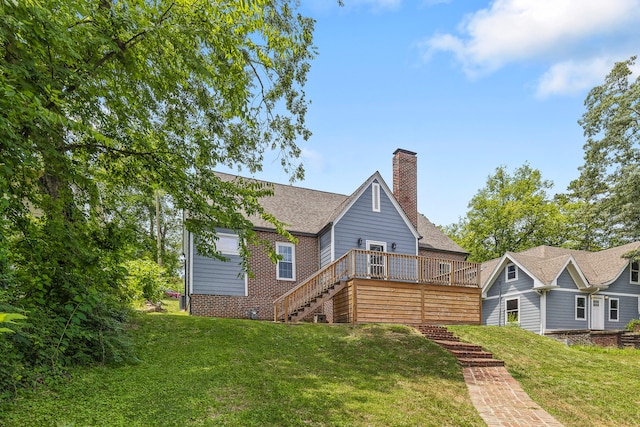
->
xmin=217 ymin=233 xmax=239 ymax=255
xmin=276 ymin=242 xmax=296 ymax=281
xmin=372 ymin=182 xmax=380 ymax=212
xmin=505 ymin=297 xmax=519 ymax=324
xmin=505 ymin=263 xmax=518 ymax=282
xmin=575 ymin=295 xmax=586 ymax=320
xmin=631 ymin=261 xmax=639 ymax=284
xmin=609 ymin=298 xmax=619 ymax=322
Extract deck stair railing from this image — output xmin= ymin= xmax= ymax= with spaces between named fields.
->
xmin=274 ymin=249 xmax=480 ymax=322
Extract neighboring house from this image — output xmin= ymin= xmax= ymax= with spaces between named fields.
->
xmin=183 ymin=149 xmax=479 ymax=323
xmin=481 ymin=243 xmax=640 ymax=334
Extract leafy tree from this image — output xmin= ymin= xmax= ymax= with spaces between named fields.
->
xmin=0 ymin=0 xmax=315 ymax=375
xmin=123 ymin=258 xmax=167 ymax=305
xmin=566 ymin=56 xmax=640 ymax=248
xmin=445 ymin=164 xmax=569 ymax=262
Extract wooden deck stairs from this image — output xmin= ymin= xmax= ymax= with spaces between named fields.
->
xmin=416 ymin=325 xmax=504 ymax=367
xmin=287 ymin=281 xmax=347 ymax=323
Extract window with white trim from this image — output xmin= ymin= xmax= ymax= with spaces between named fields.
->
xmin=217 ymin=233 xmax=240 ymax=255
xmin=505 ymin=263 xmax=518 ymax=282
xmin=276 ymin=242 xmax=296 ymax=281
xmin=505 ymin=297 xmax=519 ymax=324
xmin=575 ymin=295 xmax=586 ymax=320
xmin=631 ymin=261 xmax=639 ymax=284
xmin=372 ymin=182 xmax=380 ymax=212
xmin=609 ymin=298 xmax=619 ymax=322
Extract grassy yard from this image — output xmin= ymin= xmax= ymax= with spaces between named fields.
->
xmin=450 ymin=325 xmax=640 ymax=427
xmin=1 ymin=306 xmax=482 ymax=427
xmin=3 ymin=308 xmax=639 ymax=427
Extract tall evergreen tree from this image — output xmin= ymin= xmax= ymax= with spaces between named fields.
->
xmin=566 ymin=56 xmax=640 ymax=248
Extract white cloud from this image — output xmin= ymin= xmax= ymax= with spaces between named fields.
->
xmin=422 ymin=0 xmax=640 ymax=95
xmin=301 ymin=148 xmax=325 ymax=173
xmin=535 ymin=57 xmax=614 ymax=97
xmin=537 ymin=56 xmax=640 ymax=97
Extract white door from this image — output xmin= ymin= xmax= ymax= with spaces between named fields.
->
xmin=367 ymin=241 xmax=386 ymax=278
xmin=591 ymin=296 xmax=604 ymax=330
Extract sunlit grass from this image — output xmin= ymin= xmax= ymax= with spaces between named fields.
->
xmin=450 ymin=325 xmax=640 ymax=427
xmin=1 ymin=315 xmax=482 ymax=426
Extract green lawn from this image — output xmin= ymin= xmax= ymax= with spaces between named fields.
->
xmin=3 ymin=310 xmax=639 ymax=427
xmin=1 ymin=308 xmax=482 ymax=427
xmin=450 ymin=325 xmax=640 ymax=427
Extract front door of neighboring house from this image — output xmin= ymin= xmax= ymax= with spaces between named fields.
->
xmin=367 ymin=241 xmax=386 ymax=278
xmin=591 ymin=295 xmax=605 ymax=330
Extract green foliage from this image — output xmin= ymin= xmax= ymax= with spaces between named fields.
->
xmin=0 ymin=0 xmax=316 ymax=398
xmin=566 ymin=56 xmax=640 ymax=248
xmin=625 ymin=318 xmax=640 ymax=332
xmin=0 ymin=313 xmax=26 ymax=335
xmin=506 ymin=312 xmax=519 ymax=325
xmin=123 ymin=258 xmax=167 ymax=304
xmin=445 ymin=164 xmax=570 ymax=262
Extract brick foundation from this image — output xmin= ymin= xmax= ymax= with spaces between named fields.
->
xmin=190 ymin=231 xmax=326 ymax=321
xmin=545 ymin=330 xmax=622 ymax=347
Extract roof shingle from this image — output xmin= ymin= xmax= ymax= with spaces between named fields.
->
xmin=215 ymin=171 xmax=466 ymax=255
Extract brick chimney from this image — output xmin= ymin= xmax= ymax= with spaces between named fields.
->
xmin=393 ymin=148 xmax=418 ymax=230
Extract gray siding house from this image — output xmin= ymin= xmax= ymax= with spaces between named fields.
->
xmin=184 ymin=149 xmax=470 ymax=320
xmin=481 ymin=243 xmax=640 ymax=334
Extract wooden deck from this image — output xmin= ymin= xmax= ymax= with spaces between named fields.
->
xmin=274 ymin=249 xmax=481 ymax=325
xmin=333 ymin=279 xmax=481 ymax=325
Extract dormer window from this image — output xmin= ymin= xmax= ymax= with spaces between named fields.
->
xmin=372 ymin=182 xmax=380 ymax=212
xmin=631 ymin=261 xmax=639 ymax=284
xmin=506 ymin=263 xmax=518 ymax=282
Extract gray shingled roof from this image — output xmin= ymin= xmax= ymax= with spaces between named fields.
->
xmin=214 ymin=172 xmax=346 ymax=234
xmin=482 ymin=242 xmax=640 ymax=289
xmin=417 ymin=214 xmax=468 ymax=255
xmin=214 ymin=171 xmax=466 ymax=255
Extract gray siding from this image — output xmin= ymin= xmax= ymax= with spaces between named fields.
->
xmin=333 ymin=180 xmax=416 ymax=259
xmin=519 ymin=291 xmax=541 ymax=333
xmin=485 ymin=264 xmax=534 ymax=298
xmin=483 ymin=298 xmax=499 ymax=325
xmin=482 ymin=265 xmax=541 ymax=333
xmin=320 ymin=230 xmax=332 ymax=268
xmin=603 ymin=264 xmax=640 ymax=329
xmin=546 ymin=270 xmax=588 ymax=330
xmin=191 ymin=231 xmax=246 ymax=296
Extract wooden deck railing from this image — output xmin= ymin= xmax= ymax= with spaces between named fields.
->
xmin=274 ymin=250 xmax=480 ymax=322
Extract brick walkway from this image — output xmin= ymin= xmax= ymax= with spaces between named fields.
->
xmin=463 ymin=366 xmax=564 ymax=427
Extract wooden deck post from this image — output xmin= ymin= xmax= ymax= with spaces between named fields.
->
xmin=352 ymin=281 xmax=358 ymax=324
xmin=420 ymin=285 xmax=425 ymax=325
xmin=284 ymin=298 xmax=289 ymax=324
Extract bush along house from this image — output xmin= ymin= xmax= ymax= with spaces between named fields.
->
xmin=480 ymin=243 xmax=640 ymax=343
xmin=183 ymin=149 xmax=483 ymax=324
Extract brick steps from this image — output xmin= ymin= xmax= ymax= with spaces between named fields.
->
xmin=416 ymin=325 xmax=504 ymax=368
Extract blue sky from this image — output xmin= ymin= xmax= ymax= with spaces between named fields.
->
xmin=224 ymin=0 xmax=640 ymax=226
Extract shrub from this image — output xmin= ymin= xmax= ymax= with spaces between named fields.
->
xmin=626 ymin=319 xmax=640 ymax=332
xmin=123 ymin=259 xmax=167 ymax=304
